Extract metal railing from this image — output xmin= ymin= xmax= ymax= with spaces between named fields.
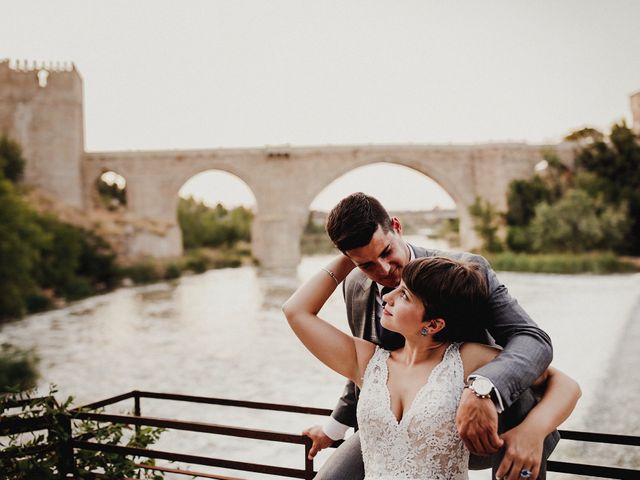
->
xmin=2 ymin=390 xmax=639 ymax=479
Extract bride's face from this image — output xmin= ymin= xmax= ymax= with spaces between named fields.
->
xmin=380 ymin=281 xmax=425 ymax=335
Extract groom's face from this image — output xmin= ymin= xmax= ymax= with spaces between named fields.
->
xmin=344 ymin=218 xmax=411 ymax=288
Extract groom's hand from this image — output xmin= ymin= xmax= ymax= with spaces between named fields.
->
xmin=456 ymin=389 xmax=503 ymax=456
xmin=302 ymin=425 xmax=334 ymax=459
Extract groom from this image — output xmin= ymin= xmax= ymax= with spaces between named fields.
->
xmin=304 ymin=192 xmax=559 ymax=479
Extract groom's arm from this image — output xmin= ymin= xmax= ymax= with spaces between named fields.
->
xmin=454 ymin=253 xmax=553 ymax=456
xmin=326 ymin=380 xmax=358 ymax=435
xmin=471 ymin=254 xmax=553 ymax=406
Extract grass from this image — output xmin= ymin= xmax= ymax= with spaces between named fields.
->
xmin=119 ymin=244 xmax=255 ymax=285
xmin=483 ymin=251 xmax=639 ymax=274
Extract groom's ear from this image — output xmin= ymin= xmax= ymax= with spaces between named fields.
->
xmin=390 ymin=217 xmax=402 ymax=235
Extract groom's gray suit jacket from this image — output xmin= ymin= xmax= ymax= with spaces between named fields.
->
xmin=331 ymin=245 xmax=560 ymax=469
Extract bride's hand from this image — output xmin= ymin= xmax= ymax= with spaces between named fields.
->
xmin=495 ymin=423 xmax=545 ymax=480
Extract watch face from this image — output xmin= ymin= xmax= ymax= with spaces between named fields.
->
xmin=472 ymin=378 xmax=493 ymax=396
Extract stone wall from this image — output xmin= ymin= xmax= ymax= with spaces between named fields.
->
xmin=0 ymin=59 xmax=85 ymax=208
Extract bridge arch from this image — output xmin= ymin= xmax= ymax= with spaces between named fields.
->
xmin=294 ymin=156 xmax=479 ymax=257
xmin=303 ymin=161 xmax=459 ymax=252
xmin=92 ymin=169 xmax=128 ymax=211
xmin=176 ymin=169 xmax=257 ymax=254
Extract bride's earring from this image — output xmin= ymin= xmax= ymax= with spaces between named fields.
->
xmin=420 ymin=327 xmax=429 ymax=336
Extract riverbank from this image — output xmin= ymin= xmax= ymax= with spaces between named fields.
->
xmin=0 ymin=245 xmax=254 ymax=324
xmin=301 ymin=231 xmax=640 ymax=274
xmin=121 ymin=244 xmax=254 ymax=283
xmin=483 ymin=251 xmax=639 ymax=274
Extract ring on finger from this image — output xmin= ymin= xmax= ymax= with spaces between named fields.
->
xmin=519 ymin=469 xmax=532 ymax=478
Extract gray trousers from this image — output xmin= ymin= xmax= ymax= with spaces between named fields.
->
xmin=315 ymin=431 xmax=547 ymax=479
xmin=315 ymin=432 xmax=364 ymax=480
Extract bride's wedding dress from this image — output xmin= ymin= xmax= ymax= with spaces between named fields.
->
xmin=357 ymin=343 xmax=469 ymax=480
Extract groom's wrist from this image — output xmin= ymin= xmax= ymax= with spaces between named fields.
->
xmin=323 ymin=416 xmax=350 ymax=441
xmin=467 ymin=375 xmax=504 ymax=413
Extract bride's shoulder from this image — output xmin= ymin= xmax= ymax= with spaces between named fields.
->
xmin=458 ymin=342 xmax=501 ymax=373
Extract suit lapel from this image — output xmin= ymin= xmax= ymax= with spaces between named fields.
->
xmin=352 ymin=273 xmax=377 ymax=341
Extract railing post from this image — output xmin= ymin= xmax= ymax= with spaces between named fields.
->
xmin=134 ymin=392 xmax=141 ymax=437
xmin=303 ymin=436 xmax=315 ymax=479
xmin=55 ymin=413 xmax=74 ymax=479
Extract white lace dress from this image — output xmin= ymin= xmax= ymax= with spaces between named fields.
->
xmin=356 ymin=342 xmax=469 ymax=480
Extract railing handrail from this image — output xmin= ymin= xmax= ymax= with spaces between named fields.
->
xmin=76 ymin=390 xmax=333 ymax=416
xmin=74 ymin=390 xmax=640 ymax=447
xmin=4 ymin=390 xmax=640 ymax=479
xmin=73 ymin=410 xmax=307 ymax=444
xmin=558 ymin=429 xmax=640 ymax=447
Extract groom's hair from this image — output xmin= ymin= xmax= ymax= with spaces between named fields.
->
xmin=403 ymin=257 xmax=489 ymax=342
xmin=326 ymin=192 xmax=393 ymax=252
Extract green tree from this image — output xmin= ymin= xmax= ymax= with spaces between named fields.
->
xmin=564 ymin=127 xmax=605 ymax=143
xmin=574 ymin=122 xmax=640 ymax=254
xmin=178 ymin=197 xmax=253 ymax=250
xmin=469 ymin=197 xmax=503 ymax=252
xmin=529 ymin=189 xmax=629 ymax=253
xmin=506 ymin=175 xmax=553 ymax=227
xmin=0 ymin=135 xmax=26 ymax=183
xmin=0 ymin=179 xmax=48 ymax=319
xmin=0 ymin=137 xmax=121 ymax=320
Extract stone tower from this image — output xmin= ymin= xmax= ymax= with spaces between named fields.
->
xmin=631 ymin=91 xmax=640 ymax=135
xmin=0 ymin=59 xmax=85 ymax=208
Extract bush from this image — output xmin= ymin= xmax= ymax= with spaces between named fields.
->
xmin=163 ymin=262 xmax=182 ymax=280
xmin=120 ymin=262 xmax=161 ymax=284
xmin=24 ymin=293 xmax=53 ymax=313
xmin=506 ymin=225 xmax=533 ymax=252
xmin=0 ymin=387 xmax=164 ymax=479
xmin=485 ymin=252 xmax=636 ymax=274
xmin=183 ymin=251 xmax=208 ymax=273
xmin=31 ymin=214 xmax=120 ymax=300
xmin=0 ymin=344 xmax=39 ymax=393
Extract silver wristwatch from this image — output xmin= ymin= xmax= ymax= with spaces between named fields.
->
xmin=465 ymin=377 xmax=493 ymax=399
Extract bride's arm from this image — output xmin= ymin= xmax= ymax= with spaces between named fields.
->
xmin=282 ymin=255 xmax=375 ymax=386
xmin=495 ymin=367 xmax=581 ymax=480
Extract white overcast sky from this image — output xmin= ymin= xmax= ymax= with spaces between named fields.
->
xmin=3 ymin=0 xmax=640 ymax=210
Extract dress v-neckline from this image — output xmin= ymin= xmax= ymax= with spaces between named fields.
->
xmin=382 ymin=343 xmax=453 ymax=426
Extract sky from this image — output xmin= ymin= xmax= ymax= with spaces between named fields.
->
xmin=3 ymin=0 xmax=640 ymax=210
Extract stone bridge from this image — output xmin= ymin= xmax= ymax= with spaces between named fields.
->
xmin=0 ymin=59 xmax=608 ymax=273
xmin=83 ymin=143 xmax=566 ymax=272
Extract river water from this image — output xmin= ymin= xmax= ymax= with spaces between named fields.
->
xmin=2 ymin=251 xmax=639 ymax=479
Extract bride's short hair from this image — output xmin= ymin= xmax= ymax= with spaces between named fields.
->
xmin=402 ymin=257 xmax=489 ymax=342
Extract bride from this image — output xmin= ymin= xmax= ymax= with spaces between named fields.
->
xmin=283 ymin=255 xmax=580 ymax=480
